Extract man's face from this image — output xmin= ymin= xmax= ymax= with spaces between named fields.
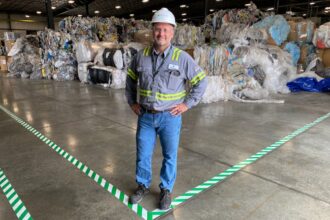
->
xmin=152 ymin=23 xmax=175 ymax=48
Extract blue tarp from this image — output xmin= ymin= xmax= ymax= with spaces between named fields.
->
xmin=287 ymin=77 xmax=330 ymax=92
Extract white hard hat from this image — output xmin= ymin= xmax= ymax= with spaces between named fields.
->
xmin=151 ymin=8 xmax=176 ymax=27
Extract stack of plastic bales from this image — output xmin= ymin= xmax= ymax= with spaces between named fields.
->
xmin=173 ymin=24 xmax=205 ymax=49
xmin=76 ymin=39 xmax=144 ymax=88
xmin=7 ymin=36 xmax=42 ymax=79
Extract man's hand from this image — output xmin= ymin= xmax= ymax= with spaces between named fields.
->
xmin=170 ymin=103 xmax=188 ymax=116
xmin=131 ymin=103 xmax=142 ymax=115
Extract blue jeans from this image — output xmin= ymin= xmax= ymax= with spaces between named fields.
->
xmin=136 ymin=111 xmax=182 ymax=192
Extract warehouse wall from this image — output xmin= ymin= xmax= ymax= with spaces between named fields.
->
xmin=0 ymin=13 xmax=62 ymax=38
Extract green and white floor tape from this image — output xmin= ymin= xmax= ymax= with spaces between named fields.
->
xmin=1 ymin=103 xmax=329 ymax=220
xmin=149 ymin=112 xmax=330 ymax=218
xmin=0 ymin=169 xmax=33 ymax=220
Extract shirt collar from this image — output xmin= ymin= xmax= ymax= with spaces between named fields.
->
xmin=152 ymin=44 xmax=172 ymax=58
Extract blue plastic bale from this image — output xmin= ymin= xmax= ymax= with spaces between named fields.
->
xmin=284 ymin=42 xmax=300 ymax=66
xmin=287 ymin=77 xmax=330 ymax=92
xmin=253 ymin=15 xmax=290 ymax=46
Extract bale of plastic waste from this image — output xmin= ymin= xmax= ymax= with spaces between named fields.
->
xmin=284 ymin=42 xmax=300 ymax=66
xmin=253 ymin=15 xmax=290 ymax=46
xmin=313 ymin=22 xmax=330 ymax=48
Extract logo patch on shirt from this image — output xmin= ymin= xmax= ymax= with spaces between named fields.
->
xmin=168 ymin=64 xmax=179 ymax=70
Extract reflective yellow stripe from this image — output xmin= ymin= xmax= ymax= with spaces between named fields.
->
xmin=175 ymin=50 xmax=182 ymax=61
xmin=127 ymin=68 xmax=138 ymax=81
xmin=139 ymin=89 xmax=152 ymax=97
xmin=138 ymin=89 xmax=186 ymax=101
xmin=172 ymin=48 xmax=179 ymax=61
xmin=156 ymin=91 xmax=186 ymax=101
xmin=191 ymin=71 xmax=206 ymax=86
xmin=143 ymin=47 xmax=151 ymax=56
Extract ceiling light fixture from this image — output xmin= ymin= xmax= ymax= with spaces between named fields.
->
xmin=303 ymin=13 xmax=306 ymax=16
xmin=152 ymin=10 xmax=157 ymax=13
xmin=209 ymin=9 xmax=215 ymax=12
xmin=181 ymin=13 xmax=187 ymax=16
xmin=68 ymin=0 xmax=74 ymax=3
xmin=36 ymin=11 xmax=42 ymax=14
xmin=94 ymin=10 xmax=100 ymax=14
xmin=180 ymin=4 xmax=186 ymax=8
xmin=245 ymin=3 xmax=251 ymax=7
xmin=325 ymin=7 xmax=330 ymax=10
xmin=310 ymin=2 xmax=315 ymax=5
xmin=267 ymin=7 xmax=274 ymax=11
xmin=216 ymin=0 xmax=222 ymax=2
xmin=142 ymin=0 xmax=149 ymax=3
xmin=182 ymin=18 xmax=187 ymax=21
xmin=51 ymin=6 xmax=56 ymax=10
xmin=25 ymin=15 xmax=30 ymax=18
xmin=78 ymin=14 xmax=82 ymax=17
xmin=130 ymin=13 xmax=134 ymax=17
xmin=115 ymin=5 xmax=121 ymax=9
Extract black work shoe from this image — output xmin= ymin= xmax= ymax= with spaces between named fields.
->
xmin=129 ymin=184 xmax=150 ymax=204
xmin=159 ymin=189 xmax=171 ymax=210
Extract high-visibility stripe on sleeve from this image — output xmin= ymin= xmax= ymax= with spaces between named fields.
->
xmin=143 ymin=47 xmax=151 ymax=56
xmin=171 ymin=48 xmax=179 ymax=61
xmin=127 ymin=68 xmax=138 ymax=81
xmin=138 ymin=88 xmax=152 ymax=97
xmin=174 ymin=50 xmax=182 ymax=61
xmin=191 ymin=71 xmax=206 ymax=86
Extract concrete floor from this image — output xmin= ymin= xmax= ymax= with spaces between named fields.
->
xmin=0 ymin=76 xmax=330 ymax=220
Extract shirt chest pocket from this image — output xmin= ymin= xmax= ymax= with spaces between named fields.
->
xmin=137 ymin=67 xmax=152 ymax=89
xmin=166 ymin=70 xmax=183 ymax=90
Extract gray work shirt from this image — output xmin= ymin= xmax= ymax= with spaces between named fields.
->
xmin=126 ymin=44 xmax=207 ymax=111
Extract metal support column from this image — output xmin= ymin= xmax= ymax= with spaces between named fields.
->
xmin=45 ymin=0 xmax=54 ymax=29
xmin=7 ymin=13 xmax=12 ymax=31
xmin=86 ymin=3 xmax=90 ymax=16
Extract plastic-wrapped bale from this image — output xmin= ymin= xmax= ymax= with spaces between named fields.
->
xmin=288 ymin=20 xmax=315 ymax=43
xmin=201 ymin=75 xmax=227 ymax=103
xmin=299 ymin=43 xmax=315 ymax=69
xmin=7 ymin=36 xmax=42 ymax=79
xmin=103 ymin=48 xmax=124 ymax=69
xmin=76 ymin=39 xmax=95 ymax=63
xmin=133 ymin=29 xmax=153 ymax=45
xmin=284 ymin=42 xmax=300 ymax=66
xmin=173 ymin=24 xmax=204 ymax=49
xmin=216 ymin=23 xmax=268 ymax=45
xmin=111 ymin=68 xmax=127 ymax=89
xmin=193 ymin=45 xmax=228 ymax=76
xmin=78 ymin=62 xmax=94 ymax=83
xmin=253 ymin=15 xmax=290 ymax=46
xmin=233 ymin=45 xmax=297 ymax=94
xmin=53 ymin=50 xmax=77 ymax=81
xmin=313 ymin=22 xmax=330 ymax=48
xmin=88 ymin=66 xmax=112 ymax=86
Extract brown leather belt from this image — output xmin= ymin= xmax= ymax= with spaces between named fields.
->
xmin=142 ymin=107 xmax=165 ymax=114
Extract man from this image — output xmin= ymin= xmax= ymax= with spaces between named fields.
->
xmin=125 ymin=8 xmax=207 ymax=210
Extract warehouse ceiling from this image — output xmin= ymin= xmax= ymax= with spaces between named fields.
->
xmin=1 ymin=0 xmax=330 ymax=23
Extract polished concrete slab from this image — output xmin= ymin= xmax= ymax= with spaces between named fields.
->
xmin=1 ymin=76 xmax=330 ymax=219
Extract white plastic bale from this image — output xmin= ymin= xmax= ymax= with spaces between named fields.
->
xmin=111 ymin=69 xmax=127 ymax=89
xmin=78 ymin=62 xmax=93 ymax=83
xmin=76 ymin=39 xmax=94 ymax=63
xmin=201 ymin=75 xmax=227 ymax=103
